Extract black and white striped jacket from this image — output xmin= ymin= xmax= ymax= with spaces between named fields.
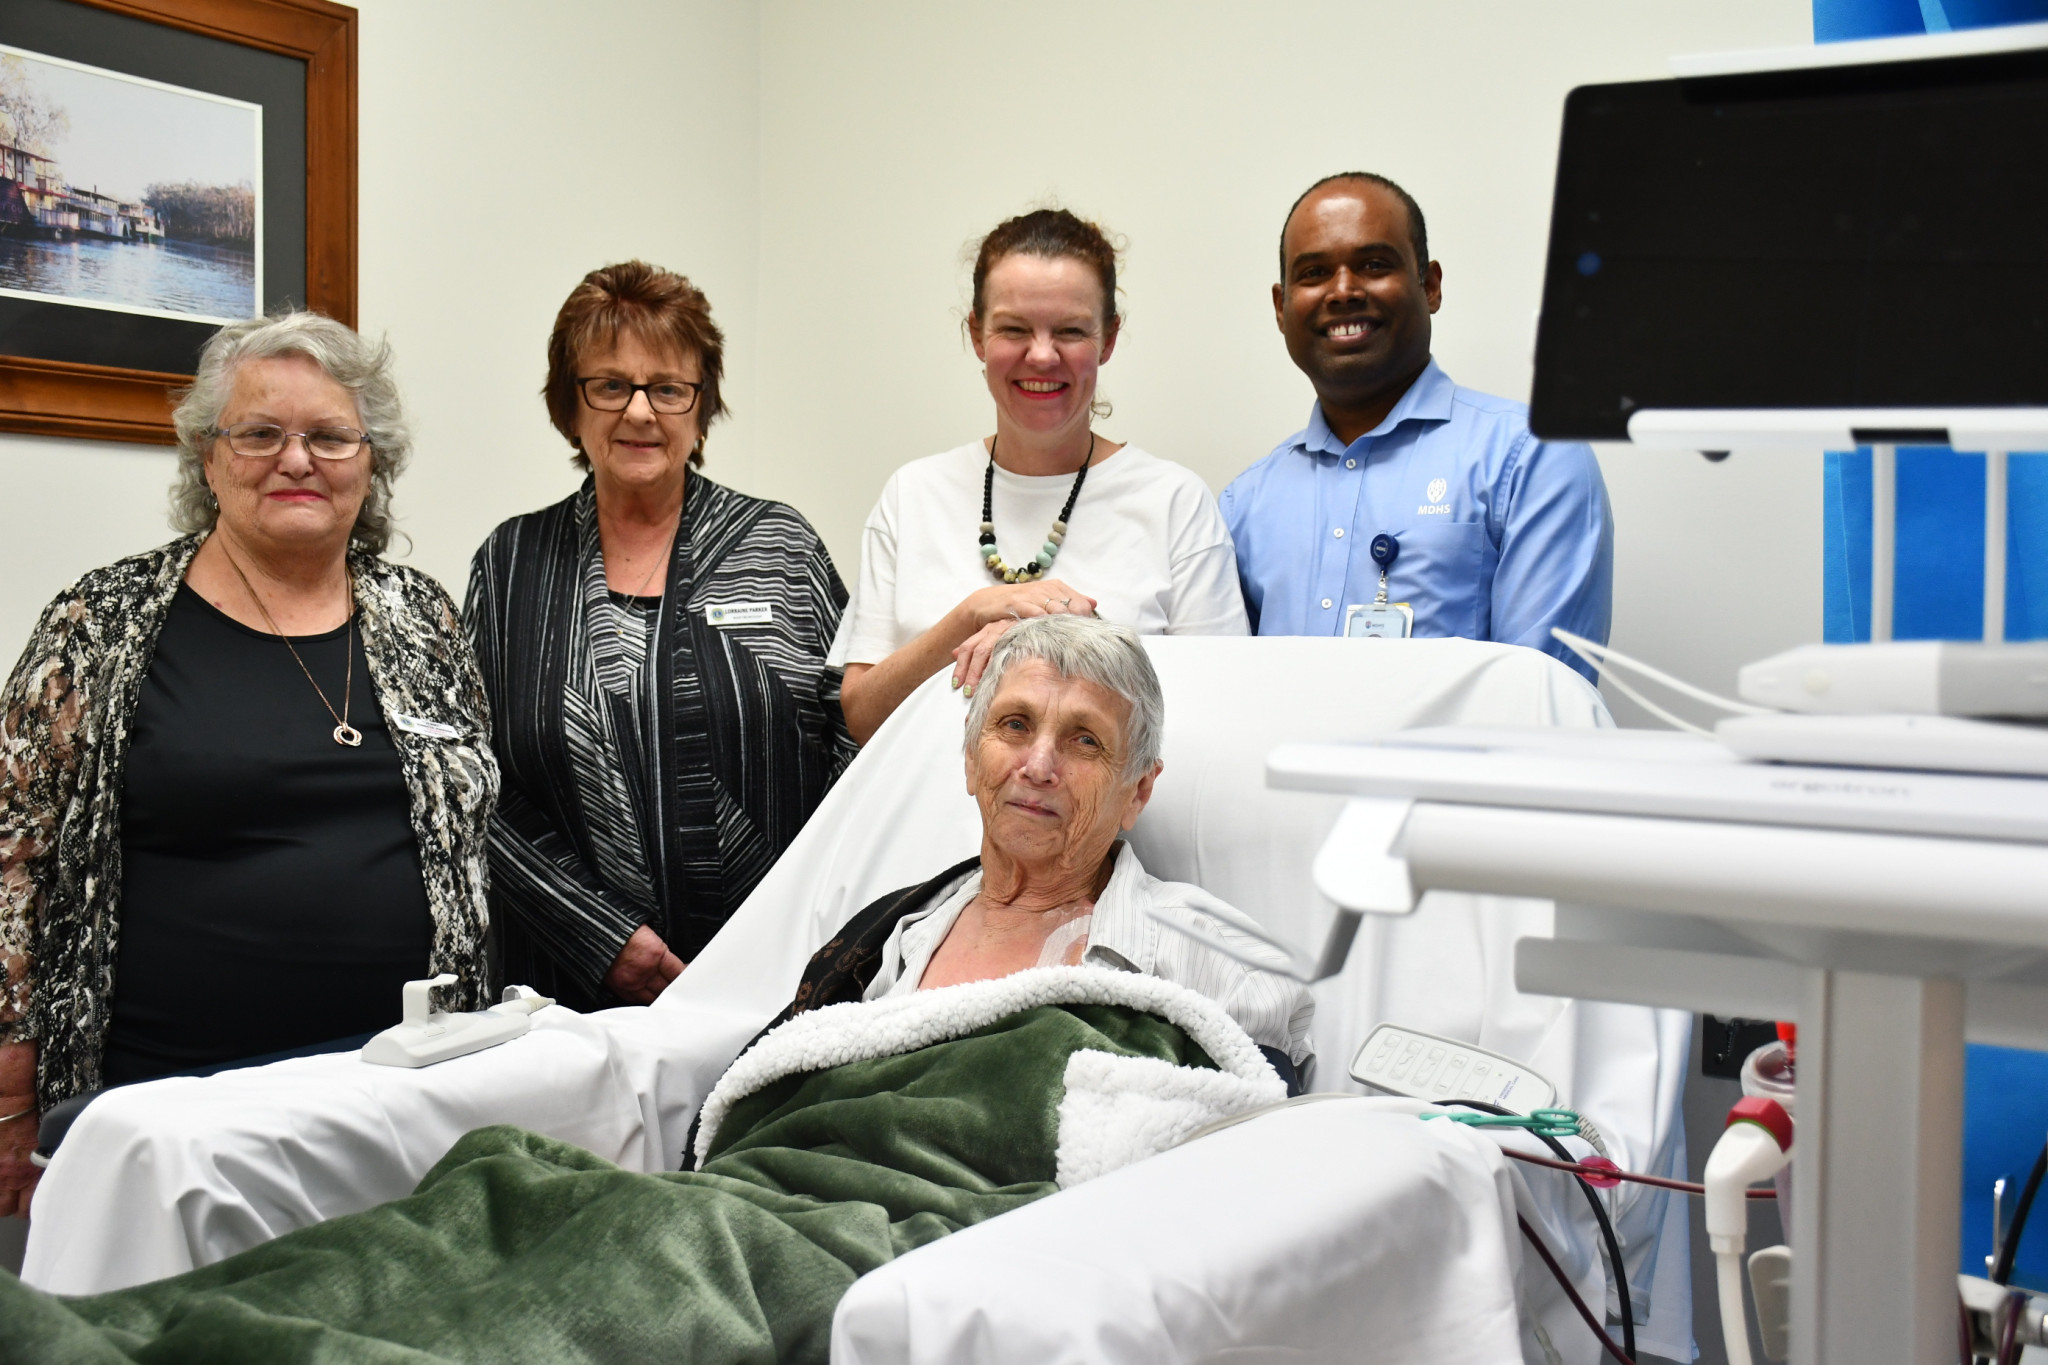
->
xmin=464 ymin=474 xmax=855 ymax=1008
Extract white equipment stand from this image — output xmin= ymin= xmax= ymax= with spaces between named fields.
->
xmin=1519 ymin=26 xmax=2048 ymax=1357
xmin=1272 ymin=731 xmax=2048 ymax=1365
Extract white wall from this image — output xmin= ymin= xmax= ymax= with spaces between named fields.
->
xmin=748 ymin=0 xmax=1815 ymax=725
xmin=0 ymin=0 xmax=762 ymax=654
xmin=0 ymin=434 xmax=177 ymax=649
xmin=0 ymin=0 xmax=1817 ymax=725
xmin=351 ymin=0 xmax=762 ymax=599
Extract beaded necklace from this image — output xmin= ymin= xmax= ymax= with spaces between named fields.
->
xmin=978 ymin=433 xmax=1093 ymax=584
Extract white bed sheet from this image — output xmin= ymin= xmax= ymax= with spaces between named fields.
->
xmin=26 ymin=638 xmax=1689 ymax=1360
xmin=834 ymin=1097 xmax=1608 ymax=1365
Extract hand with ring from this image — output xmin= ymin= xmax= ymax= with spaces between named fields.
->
xmin=950 ymin=579 xmax=1097 ymax=694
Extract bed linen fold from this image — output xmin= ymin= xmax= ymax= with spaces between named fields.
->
xmin=0 ymin=971 xmax=1270 ymax=1364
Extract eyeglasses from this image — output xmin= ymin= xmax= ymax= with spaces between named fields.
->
xmin=213 ymin=422 xmax=369 ymax=460
xmin=576 ymin=376 xmax=703 ymax=415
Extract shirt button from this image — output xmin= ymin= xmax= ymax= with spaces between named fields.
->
xmin=1332 ymin=527 xmax=1345 ymax=538
xmin=1346 ymin=459 xmax=1358 ymax=469
xmin=1321 ymin=598 xmax=1334 ymax=609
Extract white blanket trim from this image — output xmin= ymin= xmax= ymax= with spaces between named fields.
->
xmin=691 ymin=965 xmax=1282 ymax=1169
xmin=1052 ymin=1048 xmax=1284 ymax=1188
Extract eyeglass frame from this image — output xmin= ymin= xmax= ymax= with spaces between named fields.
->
xmin=209 ymin=421 xmax=372 ymax=460
xmin=574 ymin=375 xmax=705 ymax=415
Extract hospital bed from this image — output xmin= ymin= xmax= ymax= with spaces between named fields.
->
xmin=24 ymin=636 xmax=1692 ymax=1363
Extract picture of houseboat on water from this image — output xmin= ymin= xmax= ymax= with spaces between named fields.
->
xmin=0 ymin=142 xmax=167 ymax=244
xmin=0 ymin=45 xmax=259 ymax=325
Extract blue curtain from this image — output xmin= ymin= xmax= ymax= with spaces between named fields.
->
xmin=1811 ymin=0 xmax=2048 ymax=1286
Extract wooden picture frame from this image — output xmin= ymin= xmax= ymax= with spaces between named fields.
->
xmin=0 ymin=0 xmax=355 ymax=445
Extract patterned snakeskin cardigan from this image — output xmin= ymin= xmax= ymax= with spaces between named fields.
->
xmin=0 ymin=536 xmax=499 ymax=1106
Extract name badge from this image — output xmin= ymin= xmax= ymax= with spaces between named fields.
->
xmin=707 ymin=602 xmax=773 ymax=627
xmin=1343 ymin=603 xmax=1414 ymax=639
xmin=391 ymin=712 xmax=464 ymax=739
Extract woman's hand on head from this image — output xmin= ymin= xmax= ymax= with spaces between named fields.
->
xmin=843 ymin=579 xmax=1098 ymax=747
xmin=950 ymin=580 xmax=1096 ymax=694
xmin=0 ymin=1041 xmax=39 ymax=1219
xmin=951 ymin=619 xmax=1014 ymax=694
xmin=603 ymin=925 xmax=685 ymax=1005
xmin=958 ymin=579 xmax=1096 ymax=632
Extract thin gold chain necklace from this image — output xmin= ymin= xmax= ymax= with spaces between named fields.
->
xmin=605 ymin=509 xmax=682 ymax=651
xmin=220 ymin=545 xmax=361 ymax=747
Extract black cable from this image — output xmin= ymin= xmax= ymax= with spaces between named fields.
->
xmin=1992 ymin=1136 xmax=2048 ymax=1285
xmin=1436 ymin=1098 xmax=1635 ymax=1363
xmin=1519 ymin=1214 xmax=1637 ymax=1365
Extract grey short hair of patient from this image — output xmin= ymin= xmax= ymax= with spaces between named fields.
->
xmin=962 ymin=615 xmax=1164 ymax=782
xmin=168 ymin=310 xmax=412 ymax=556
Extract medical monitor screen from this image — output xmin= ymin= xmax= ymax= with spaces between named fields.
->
xmin=1529 ymin=48 xmax=2048 ymax=441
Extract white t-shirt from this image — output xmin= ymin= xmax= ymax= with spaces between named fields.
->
xmin=827 ymin=441 xmax=1250 ymax=667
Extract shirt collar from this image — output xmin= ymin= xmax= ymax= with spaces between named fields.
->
xmin=898 ymin=843 xmax=1153 ymax=982
xmin=1302 ymin=356 xmax=1455 ymax=456
xmin=1079 ymin=842 xmax=1154 ymax=975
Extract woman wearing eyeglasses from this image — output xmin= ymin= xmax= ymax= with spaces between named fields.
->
xmin=0 ymin=311 xmax=496 ymax=1216
xmin=463 ymin=262 xmax=853 ymax=1013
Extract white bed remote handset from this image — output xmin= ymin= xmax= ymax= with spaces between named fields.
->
xmin=1351 ymin=1023 xmax=1558 ymax=1113
xmin=361 ymin=977 xmax=556 ymax=1069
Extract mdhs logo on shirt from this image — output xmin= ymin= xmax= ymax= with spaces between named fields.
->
xmin=1417 ymin=478 xmax=1451 ymax=515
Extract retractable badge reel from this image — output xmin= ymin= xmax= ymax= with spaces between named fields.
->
xmin=1344 ymin=533 xmax=1413 ymax=638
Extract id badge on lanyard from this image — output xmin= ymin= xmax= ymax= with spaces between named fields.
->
xmin=1343 ymin=532 xmax=1413 ymax=639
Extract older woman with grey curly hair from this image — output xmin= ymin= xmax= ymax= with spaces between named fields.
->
xmin=0 ymin=310 xmax=497 ymax=1219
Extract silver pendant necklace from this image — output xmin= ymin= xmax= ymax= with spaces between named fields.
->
xmin=221 ymin=545 xmax=361 ymax=746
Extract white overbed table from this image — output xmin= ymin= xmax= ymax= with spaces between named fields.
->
xmin=1277 ymin=727 xmax=2048 ymax=1365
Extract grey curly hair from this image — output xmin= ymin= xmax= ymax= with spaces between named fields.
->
xmin=962 ymin=615 xmax=1164 ymax=781
xmin=169 ymin=310 xmax=411 ymax=555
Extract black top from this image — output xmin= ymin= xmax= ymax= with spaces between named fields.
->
xmin=107 ymin=583 xmax=433 ymax=1084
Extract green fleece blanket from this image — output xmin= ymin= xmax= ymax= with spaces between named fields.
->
xmin=0 ymin=997 xmax=1223 ymax=1365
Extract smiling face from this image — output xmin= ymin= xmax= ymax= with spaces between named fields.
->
xmin=966 ymin=658 xmax=1157 ymax=876
xmin=573 ymin=332 xmax=703 ymax=499
xmin=204 ymin=353 xmax=371 ymax=556
xmin=1274 ymin=181 xmax=1441 ymax=425
xmin=970 ymin=253 xmax=1120 ymax=444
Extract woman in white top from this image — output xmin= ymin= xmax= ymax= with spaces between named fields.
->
xmin=832 ymin=208 xmax=1248 ymax=744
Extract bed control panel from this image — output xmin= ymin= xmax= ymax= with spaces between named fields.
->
xmin=1350 ymin=1023 xmax=1558 ymax=1113
xmin=361 ymin=979 xmax=556 ymax=1068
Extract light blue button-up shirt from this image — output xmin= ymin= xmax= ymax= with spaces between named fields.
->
xmin=1220 ymin=359 xmax=1613 ymax=681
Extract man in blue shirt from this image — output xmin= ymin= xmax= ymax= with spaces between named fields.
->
xmin=1220 ymin=173 xmax=1612 ymax=681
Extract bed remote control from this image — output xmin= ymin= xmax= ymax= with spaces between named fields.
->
xmin=1350 ymin=1023 xmax=1557 ymax=1113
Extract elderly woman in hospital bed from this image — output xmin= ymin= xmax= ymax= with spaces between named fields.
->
xmin=0 ymin=617 xmax=1311 ymax=1363
xmin=766 ymin=615 xmax=1311 ymax=1081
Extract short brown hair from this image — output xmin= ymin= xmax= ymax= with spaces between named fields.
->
xmin=969 ymin=208 xmax=1121 ymax=334
xmin=543 ymin=260 xmax=727 ymax=470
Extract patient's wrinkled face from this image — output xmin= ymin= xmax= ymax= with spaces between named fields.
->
xmin=966 ymin=660 xmax=1155 ymax=874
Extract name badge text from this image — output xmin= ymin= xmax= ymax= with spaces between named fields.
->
xmin=707 ymin=602 xmax=773 ymax=626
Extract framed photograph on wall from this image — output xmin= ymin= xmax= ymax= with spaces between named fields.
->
xmin=0 ymin=0 xmax=354 ymax=444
